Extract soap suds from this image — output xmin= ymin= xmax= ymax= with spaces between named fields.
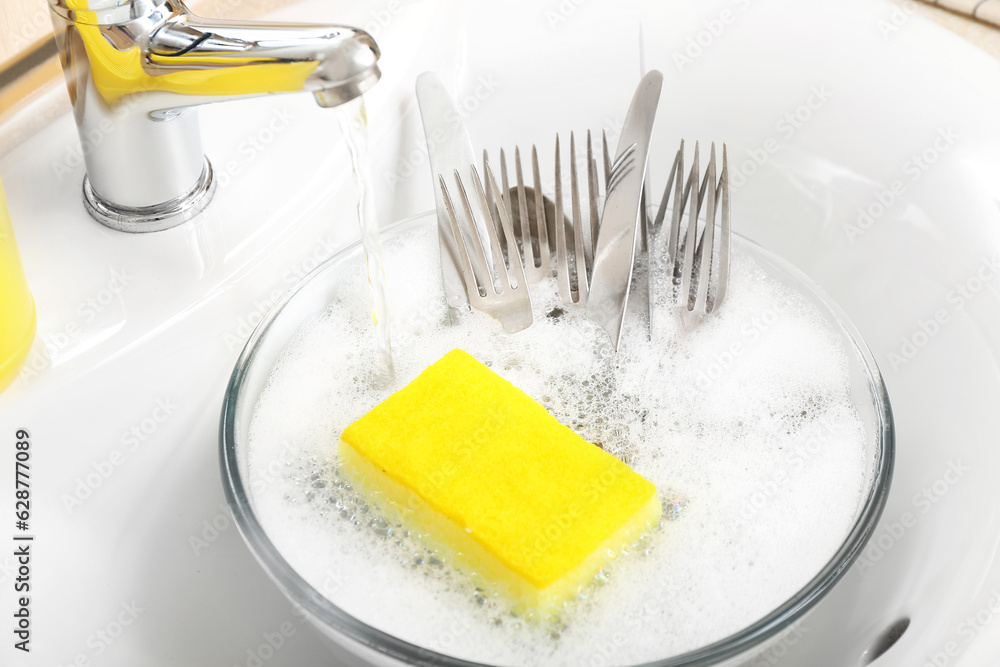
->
xmin=246 ymin=223 xmax=872 ymax=666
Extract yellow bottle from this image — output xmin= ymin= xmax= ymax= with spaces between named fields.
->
xmin=0 ymin=178 xmax=36 ymax=393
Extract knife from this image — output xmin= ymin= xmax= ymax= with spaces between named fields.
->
xmin=585 ymin=70 xmax=663 ymax=350
xmin=415 ymin=72 xmax=492 ymax=311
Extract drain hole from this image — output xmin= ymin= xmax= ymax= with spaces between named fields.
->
xmin=862 ymin=617 xmax=910 ymax=664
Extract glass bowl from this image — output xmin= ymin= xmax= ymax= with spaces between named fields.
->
xmin=220 ymin=211 xmax=894 ymax=667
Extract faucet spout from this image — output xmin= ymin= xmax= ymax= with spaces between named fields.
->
xmin=47 ymin=0 xmax=382 ymax=232
xmin=146 ymin=18 xmax=381 ymax=112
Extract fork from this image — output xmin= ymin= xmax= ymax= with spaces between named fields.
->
xmin=491 ymin=130 xmax=610 ymax=307
xmin=438 ymin=162 xmax=533 ymax=333
xmin=493 ymin=145 xmax=550 ymax=284
xmin=651 ymin=140 xmax=731 ymax=330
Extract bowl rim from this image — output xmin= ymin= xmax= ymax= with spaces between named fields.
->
xmin=219 ymin=210 xmax=895 ymax=667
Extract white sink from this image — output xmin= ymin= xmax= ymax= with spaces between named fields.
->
xmin=2 ymin=0 xmax=1000 ymax=664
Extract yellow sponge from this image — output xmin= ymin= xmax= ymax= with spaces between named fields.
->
xmin=339 ymin=349 xmax=660 ymax=612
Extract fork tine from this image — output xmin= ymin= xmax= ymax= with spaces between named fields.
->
xmin=440 ymin=166 xmax=533 ymax=332
xmin=570 ymin=131 xmax=588 ymax=304
xmin=481 ymin=162 xmax=533 ymax=332
xmin=515 ymin=146 xmax=532 ymax=271
xmin=645 ymin=139 xmax=732 ymax=331
xmin=569 ymin=131 xmax=580 ymax=265
xmin=696 ymin=157 xmax=712 ymax=223
xmin=646 ymin=140 xmax=685 ymax=340
xmin=692 ymin=143 xmax=717 ymax=317
xmin=483 ymin=149 xmax=499 ymax=226
xmin=602 ymin=130 xmax=612 ymax=190
xmin=471 ymin=163 xmax=519 ymax=292
xmin=530 ymin=144 xmax=550 ymax=280
xmin=653 ymin=139 xmax=683 ymax=238
xmin=639 ymin=182 xmax=649 ymax=253
xmin=483 ymin=161 xmax=515 ymax=293
xmin=667 ymin=139 xmax=685 ymax=264
xmin=499 ymin=147 xmax=511 ymax=219
xmin=439 ymin=174 xmax=483 ymax=301
xmin=554 ymin=133 xmax=572 ymax=304
xmin=452 ymin=168 xmax=494 ymax=295
xmin=481 ymin=163 xmax=528 ymax=286
xmin=678 ymin=141 xmax=700 ymax=304
xmin=483 ymin=148 xmax=507 ymax=252
xmin=713 ymin=143 xmax=731 ymax=311
xmin=586 ymin=130 xmax=600 ymax=271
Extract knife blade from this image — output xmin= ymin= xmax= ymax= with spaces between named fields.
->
xmin=415 ymin=72 xmax=492 ymax=311
xmin=585 ymin=70 xmax=663 ymax=350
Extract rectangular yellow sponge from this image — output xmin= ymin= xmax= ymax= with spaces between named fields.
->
xmin=339 ymin=349 xmax=660 ymax=611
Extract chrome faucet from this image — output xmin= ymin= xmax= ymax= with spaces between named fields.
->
xmin=47 ymin=0 xmax=381 ymax=232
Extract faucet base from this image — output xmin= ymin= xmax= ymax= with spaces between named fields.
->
xmin=83 ymin=158 xmax=216 ymax=233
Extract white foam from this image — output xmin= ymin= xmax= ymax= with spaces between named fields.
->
xmin=246 ymin=224 xmax=870 ymax=666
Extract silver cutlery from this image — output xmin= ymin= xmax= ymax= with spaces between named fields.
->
xmin=495 ymin=145 xmax=550 ymax=284
xmin=586 ymin=70 xmax=663 ymax=350
xmin=651 ymin=140 xmax=731 ymax=330
xmin=438 ymin=164 xmax=533 ymax=333
xmin=416 ymin=72 xmax=492 ymax=312
xmin=417 ymin=68 xmax=729 ymax=343
xmin=552 ymin=131 xmax=602 ymax=306
xmin=491 ymin=130 xmax=614 ymax=308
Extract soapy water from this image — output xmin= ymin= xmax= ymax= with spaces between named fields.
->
xmin=246 ymin=222 xmax=871 ymax=666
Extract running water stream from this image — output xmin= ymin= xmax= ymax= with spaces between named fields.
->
xmin=338 ymin=97 xmax=395 ymax=382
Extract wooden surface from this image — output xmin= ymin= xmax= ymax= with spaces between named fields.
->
xmin=893 ymin=0 xmax=1000 ymax=55
xmin=0 ymin=0 xmax=50 ymax=70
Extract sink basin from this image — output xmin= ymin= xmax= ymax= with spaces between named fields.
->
xmin=2 ymin=0 xmax=1000 ymax=665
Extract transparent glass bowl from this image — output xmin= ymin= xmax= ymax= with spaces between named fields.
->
xmin=220 ymin=211 xmax=894 ymax=667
